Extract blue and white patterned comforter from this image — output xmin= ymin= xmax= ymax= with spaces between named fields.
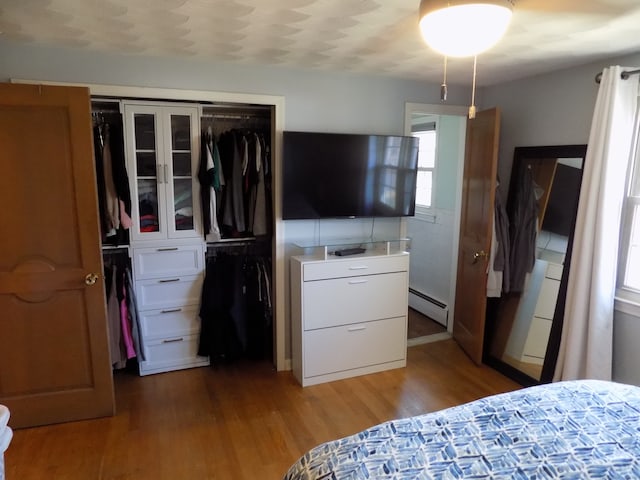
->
xmin=284 ymin=380 xmax=640 ymax=479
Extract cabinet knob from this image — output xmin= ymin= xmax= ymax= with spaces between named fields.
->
xmin=472 ymin=250 xmax=488 ymax=264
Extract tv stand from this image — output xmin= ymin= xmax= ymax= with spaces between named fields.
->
xmin=290 ymin=238 xmax=410 ymax=386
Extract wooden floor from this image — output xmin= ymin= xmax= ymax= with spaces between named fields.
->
xmin=407 ymin=307 xmax=447 ymax=338
xmin=5 ymin=339 xmax=519 ymax=480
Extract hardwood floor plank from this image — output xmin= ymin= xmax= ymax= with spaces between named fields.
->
xmin=5 ymin=339 xmax=519 ymax=479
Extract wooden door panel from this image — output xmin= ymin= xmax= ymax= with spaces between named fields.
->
xmin=0 ymin=291 xmax=94 ymax=394
xmin=1 ymin=106 xmax=81 ymax=268
xmin=453 ymin=108 xmax=500 ymax=365
xmin=0 ymin=83 xmax=115 ymax=428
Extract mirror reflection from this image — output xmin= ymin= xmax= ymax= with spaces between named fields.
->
xmin=486 ymin=145 xmax=586 ymax=384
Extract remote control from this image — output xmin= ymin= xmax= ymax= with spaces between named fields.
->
xmin=335 ymin=247 xmax=366 ymax=256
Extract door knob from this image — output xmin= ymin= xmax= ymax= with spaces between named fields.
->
xmin=472 ymin=250 xmax=488 ymax=264
xmin=85 ymin=273 xmax=99 ymax=286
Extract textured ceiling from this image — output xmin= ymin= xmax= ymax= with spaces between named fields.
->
xmin=1 ymin=0 xmax=640 ymax=86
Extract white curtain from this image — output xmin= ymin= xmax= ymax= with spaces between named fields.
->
xmin=554 ymin=66 xmax=640 ymax=381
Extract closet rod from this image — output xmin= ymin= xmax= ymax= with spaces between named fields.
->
xmin=202 ymin=102 xmax=271 ymax=110
xmin=91 ymin=97 xmax=121 ymax=104
xmin=201 ymin=113 xmax=266 ymax=120
xmin=207 ymin=237 xmax=256 ymax=247
xmin=594 ymin=68 xmax=640 ymax=84
xmin=102 ymin=245 xmax=131 ymax=254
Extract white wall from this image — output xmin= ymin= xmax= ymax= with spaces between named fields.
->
xmin=0 ymin=38 xmax=473 ymax=362
xmin=482 ymin=51 xmax=640 ymax=385
xmin=0 ymin=39 xmax=472 ymax=134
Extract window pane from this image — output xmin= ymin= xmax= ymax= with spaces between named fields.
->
xmin=134 ymin=114 xmax=156 ymax=150
xmin=173 ymin=152 xmax=191 ymax=176
xmin=174 ymin=178 xmax=194 ymax=231
xmin=138 ymin=179 xmax=159 ymax=233
xmin=171 ymin=115 xmax=191 ymax=151
xmin=136 ymin=152 xmax=157 ymax=176
xmin=624 ymin=204 xmax=640 ymax=289
xmin=414 ymin=131 xmax=436 ymax=168
xmin=416 ymin=171 xmax=432 ymax=208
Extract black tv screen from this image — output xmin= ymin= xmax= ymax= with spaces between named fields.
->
xmin=282 ymin=131 xmax=419 ymax=220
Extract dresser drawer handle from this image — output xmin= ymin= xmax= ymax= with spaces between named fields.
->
xmin=162 ymin=337 xmax=184 ymax=343
xmin=348 ymin=279 xmax=368 ymax=285
xmin=161 ymin=308 xmax=182 ymax=314
xmin=158 ymin=278 xmax=180 ymax=283
xmin=157 ymin=247 xmax=179 ymax=252
xmin=347 ymin=326 xmax=366 ymax=332
xmin=348 ymin=266 xmax=368 ymax=270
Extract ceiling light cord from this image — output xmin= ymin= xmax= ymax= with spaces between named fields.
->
xmin=441 ymin=56 xmax=448 ymax=101
xmin=469 ymin=55 xmax=477 ymax=119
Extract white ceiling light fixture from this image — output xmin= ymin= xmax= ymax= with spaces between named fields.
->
xmin=419 ymin=0 xmax=514 ymax=57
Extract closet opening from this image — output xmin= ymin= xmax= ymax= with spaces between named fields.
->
xmin=91 ymin=95 xmax=278 ymax=380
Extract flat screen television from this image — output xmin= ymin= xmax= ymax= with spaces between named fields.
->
xmin=282 ymin=131 xmax=419 ymax=220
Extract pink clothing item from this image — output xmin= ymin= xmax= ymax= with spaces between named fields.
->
xmin=119 ymin=199 xmax=133 ymax=229
xmin=120 ymin=283 xmax=136 ymax=359
xmin=107 ymin=269 xmax=124 ymax=367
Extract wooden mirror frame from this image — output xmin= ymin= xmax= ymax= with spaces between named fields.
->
xmin=484 ymin=144 xmax=587 ymax=386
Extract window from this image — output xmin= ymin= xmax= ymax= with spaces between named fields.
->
xmin=412 ymin=118 xmax=437 ymax=209
xmin=618 ymin=106 xmax=640 ymax=299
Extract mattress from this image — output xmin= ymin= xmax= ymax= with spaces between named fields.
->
xmin=284 ymin=380 xmax=640 ymax=479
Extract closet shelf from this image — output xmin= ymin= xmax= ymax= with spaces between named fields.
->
xmin=102 ymin=244 xmax=130 ymax=251
xmin=293 ymin=237 xmax=411 ymax=261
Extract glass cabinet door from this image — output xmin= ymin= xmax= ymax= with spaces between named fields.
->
xmin=169 ymin=114 xmax=195 ymax=232
xmin=133 ymin=113 xmax=161 ymax=235
xmin=124 ymin=103 xmax=201 ymax=242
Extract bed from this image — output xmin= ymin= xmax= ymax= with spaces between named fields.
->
xmin=283 ymin=380 xmax=640 ymax=479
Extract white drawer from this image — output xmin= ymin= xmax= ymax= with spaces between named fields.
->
xmin=136 ymin=275 xmax=203 ymax=310
xmin=132 ymin=244 xmax=204 ymax=280
xmin=303 ymin=271 xmax=408 ymax=330
xmin=304 ymin=316 xmax=406 ymax=378
xmin=522 ymin=316 xmax=552 ymax=363
xmin=533 ymin=277 xmax=560 ymax=320
xmin=139 ymin=334 xmax=209 ymax=375
xmin=139 ymin=305 xmax=200 ymax=339
xmin=546 ymin=262 xmax=563 ymax=281
xmin=303 ymin=254 xmax=409 ymax=281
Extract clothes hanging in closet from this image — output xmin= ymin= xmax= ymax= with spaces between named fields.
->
xmin=93 ymin=113 xmax=132 ymax=244
xmin=103 ymin=255 xmax=144 ymax=369
xmin=198 ymin=252 xmax=273 ymax=363
xmin=199 ymin=128 xmax=271 ymax=239
xmin=199 ymin=127 xmax=223 ymax=242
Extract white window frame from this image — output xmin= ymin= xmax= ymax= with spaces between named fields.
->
xmin=616 ymin=94 xmax=640 ymax=310
xmin=412 ymin=116 xmax=438 ymax=216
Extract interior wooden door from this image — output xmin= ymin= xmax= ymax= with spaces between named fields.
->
xmin=0 ymin=83 xmax=115 ymax=428
xmin=452 ymin=108 xmax=501 ymax=364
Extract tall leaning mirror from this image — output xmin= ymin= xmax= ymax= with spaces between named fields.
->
xmin=484 ymin=144 xmax=587 ymax=385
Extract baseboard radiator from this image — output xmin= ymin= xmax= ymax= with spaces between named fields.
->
xmin=408 ymin=288 xmax=448 ymax=328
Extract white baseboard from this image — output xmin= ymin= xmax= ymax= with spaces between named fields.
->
xmin=409 ymin=291 xmax=448 ymax=327
xmin=407 ymin=332 xmax=451 ymax=347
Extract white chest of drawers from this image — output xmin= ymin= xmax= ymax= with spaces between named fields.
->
xmin=132 ymin=243 xmax=209 ymax=375
xmin=291 ymin=252 xmax=409 ymax=386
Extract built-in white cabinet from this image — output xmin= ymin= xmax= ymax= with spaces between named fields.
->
xmin=123 ymin=100 xmax=207 ymax=375
xmin=291 ymin=251 xmax=409 ymax=386
xmin=133 ymin=245 xmax=208 ymax=375
xmin=123 ymin=102 xmax=202 ymax=242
